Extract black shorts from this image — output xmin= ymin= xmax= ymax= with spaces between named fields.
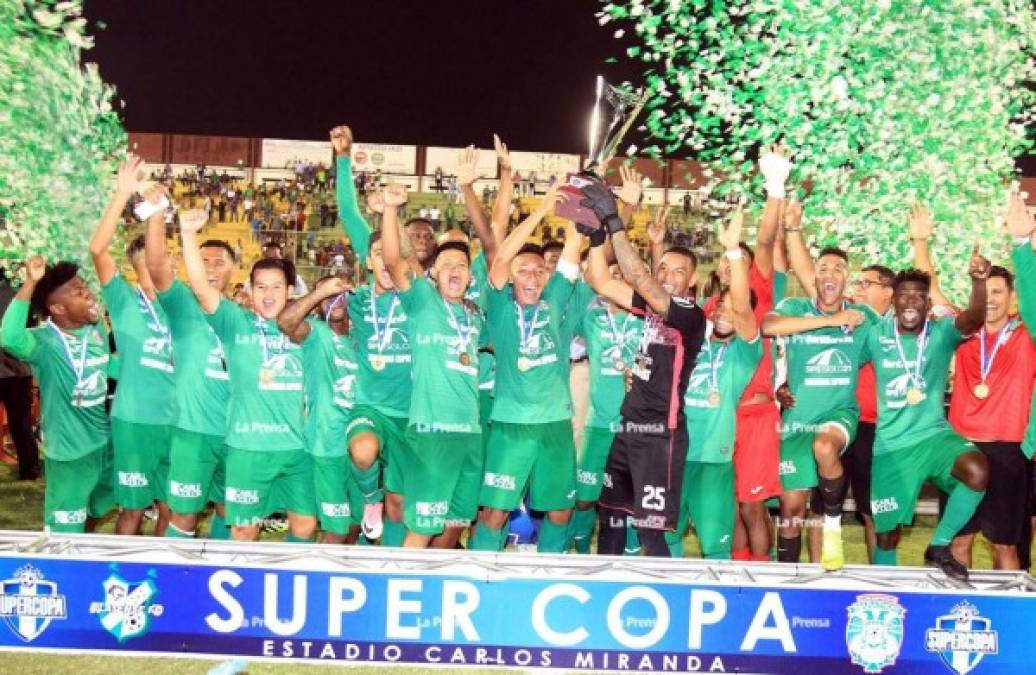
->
xmin=599 ymin=423 xmax=688 ymax=531
xmin=959 ymin=441 xmax=1030 ymax=545
xmin=843 ymin=421 xmax=875 ymax=517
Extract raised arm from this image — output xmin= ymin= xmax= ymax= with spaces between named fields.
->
xmin=277 ymin=277 xmax=348 ymax=344
xmin=781 ymin=199 xmax=815 ymax=296
xmin=331 ymin=125 xmax=371 ymax=261
xmin=616 ymin=165 xmax=644 ymax=230
xmin=0 ymin=256 xmax=46 ymax=360
xmin=144 ymin=200 xmax=174 ymax=293
xmin=907 ymin=204 xmax=954 ymax=310
xmin=718 ymin=207 xmax=757 ymax=340
xmin=488 ymin=188 xmax=561 ymax=289
xmin=90 ymin=156 xmax=146 ymax=285
xmin=645 ymin=204 xmax=668 ymax=272
xmin=754 ymin=145 xmax=792 ymax=278
xmin=179 ymin=209 xmax=221 ymax=313
xmin=586 ymin=239 xmax=634 ymax=310
xmin=1006 ymin=188 xmax=1036 ymax=325
xmin=490 ymin=135 xmax=515 ymax=245
xmin=954 ymin=245 xmax=990 ymax=335
xmin=380 ymin=185 xmax=414 ymax=292
xmin=457 ymin=145 xmax=496 ymax=262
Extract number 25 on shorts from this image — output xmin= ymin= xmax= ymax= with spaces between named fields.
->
xmin=642 ymin=486 xmax=666 ymax=511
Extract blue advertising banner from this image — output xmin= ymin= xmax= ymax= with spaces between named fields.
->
xmin=0 ymin=554 xmax=1030 ymax=674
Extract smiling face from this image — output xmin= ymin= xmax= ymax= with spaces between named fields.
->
xmin=711 ymin=290 xmax=735 ymax=342
xmin=985 ymin=275 xmax=1012 ymax=327
xmin=853 ymin=269 xmax=893 ymax=314
xmin=510 ymin=252 xmax=548 ymax=306
xmin=656 ymin=251 xmax=695 ymax=298
xmin=366 ymin=240 xmax=396 ymax=292
xmin=49 ymin=276 xmax=100 ymax=325
xmin=814 ymin=253 xmax=850 ymax=309
xmin=251 ymin=267 xmax=289 ymax=320
xmin=201 ymin=245 xmax=235 ymax=292
xmin=894 ymin=280 xmax=931 ymax=333
xmin=433 ymin=249 xmax=472 ymax=302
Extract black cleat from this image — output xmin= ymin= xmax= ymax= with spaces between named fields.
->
xmin=924 ymin=545 xmax=969 ymax=581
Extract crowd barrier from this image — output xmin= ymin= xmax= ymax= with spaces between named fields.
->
xmin=0 ymin=531 xmax=1032 ymax=673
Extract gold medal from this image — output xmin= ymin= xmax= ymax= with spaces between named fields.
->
xmin=707 ymin=390 xmax=722 ymax=407
xmin=613 ymin=358 xmax=626 ymax=372
xmin=370 ymin=355 xmax=386 ymax=371
xmin=517 ymin=357 xmax=532 ymax=372
xmin=459 ymin=352 xmax=471 ymax=366
xmin=973 ymin=382 xmax=990 ymax=400
xmin=259 ymin=368 xmax=275 ymax=384
xmin=906 ymin=387 xmax=924 ymax=405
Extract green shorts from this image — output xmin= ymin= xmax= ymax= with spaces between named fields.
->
xmin=401 ymin=428 xmax=483 ymax=535
xmin=779 ymin=408 xmax=858 ymax=491
xmin=167 ymin=428 xmax=227 ymax=515
xmin=665 ymin=461 xmax=735 ymax=558
xmin=313 ymin=455 xmax=363 ymax=535
xmin=576 ymin=426 xmax=615 ymax=503
xmin=346 ymin=405 xmax=409 ymax=495
xmin=870 ymin=429 xmax=977 ymax=534
xmin=111 ymin=419 xmax=172 ymax=509
xmin=225 ymin=447 xmax=316 ymax=528
xmin=480 ymin=420 xmax=576 ymax=512
xmin=44 ymin=444 xmax=115 ymax=532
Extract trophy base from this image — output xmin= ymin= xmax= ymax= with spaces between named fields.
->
xmin=554 ymin=172 xmax=603 ymax=229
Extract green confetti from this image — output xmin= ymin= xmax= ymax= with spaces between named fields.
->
xmin=605 ymin=0 xmax=1036 ymax=303
xmin=0 ymin=0 xmax=126 ymax=277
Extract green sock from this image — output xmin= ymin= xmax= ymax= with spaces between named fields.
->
xmin=664 ymin=530 xmax=684 ymax=557
xmin=624 ymin=523 xmax=641 ymax=556
xmin=382 ymin=519 xmax=406 ymax=547
xmin=285 ymin=533 xmax=317 ymax=543
xmin=164 ymin=523 xmax=195 ymax=539
xmin=350 ymin=461 xmax=383 ymax=503
xmin=208 ymin=512 xmax=230 ymax=540
xmin=470 ymin=525 xmax=506 ymax=551
xmin=537 ymin=519 xmax=570 ymax=553
xmin=873 ymin=546 xmax=898 ymax=566
xmin=932 ymin=484 xmax=985 ymax=547
xmin=570 ymin=509 xmax=596 ymax=554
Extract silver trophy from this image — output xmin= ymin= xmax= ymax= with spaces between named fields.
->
xmin=556 ymin=76 xmax=647 ymax=228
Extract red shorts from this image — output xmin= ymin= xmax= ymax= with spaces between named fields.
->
xmin=733 ymin=401 xmax=782 ymax=503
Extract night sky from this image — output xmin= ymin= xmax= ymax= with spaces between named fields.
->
xmin=83 ymin=1 xmax=1033 ymax=172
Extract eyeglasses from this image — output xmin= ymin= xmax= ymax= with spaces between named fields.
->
xmin=853 ymin=279 xmax=890 ymax=290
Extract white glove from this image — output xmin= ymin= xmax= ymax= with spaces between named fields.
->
xmin=759 ymin=151 xmax=792 ymax=198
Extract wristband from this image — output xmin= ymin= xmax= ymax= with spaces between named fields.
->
xmin=133 ymin=195 xmax=170 ymax=221
xmin=724 ymin=248 xmax=744 ymax=260
xmin=555 ymin=257 xmax=580 ymax=282
xmin=783 ymin=226 xmax=801 ymax=233
xmin=764 ymin=183 xmax=786 ymax=199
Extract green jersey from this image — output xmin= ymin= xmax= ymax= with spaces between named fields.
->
xmin=772 ymin=271 xmax=789 ymax=304
xmin=684 ymin=334 xmax=763 ymax=463
xmin=570 ymin=292 xmax=645 ymax=429
xmin=0 ymin=300 xmax=110 ymax=460
xmin=465 ymin=253 xmax=489 ymax=310
xmin=774 ymin=297 xmax=879 ymax=433
xmin=101 ymin=274 xmax=176 ymax=425
xmin=348 ymin=284 xmax=412 ymax=417
xmin=486 ymin=272 xmax=577 ymax=423
xmin=156 ymin=280 xmax=229 ymax=436
xmin=301 ymin=318 xmax=358 ymax=457
xmin=862 ymin=317 xmax=963 ymax=455
xmin=335 ymin=156 xmax=371 ymax=261
xmin=206 ymin=297 xmax=305 ymax=451
xmin=1013 ymin=243 xmax=1036 ymax=458
xmin=399 ymin=277 xmax=485 ymax=433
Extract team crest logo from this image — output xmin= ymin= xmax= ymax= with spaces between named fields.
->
xmin=924 ymin=601 xmax=998 ymax=675
xmin=846 ymin=593 xmax=906 ymax=673
xmin=0 ymin=565 xmax=67 ymax=642
xmin=89 ymin=565 xmax=164 ymax=642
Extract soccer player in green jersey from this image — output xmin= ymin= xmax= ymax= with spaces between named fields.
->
xmin=1 ymin=256 xmax=114 ymax=532
xmin=143 ymin=197 xmax=236 ymax=540
xmin=667 ymin=209 xmax=763 ymax=558
xmin=278 ymin=275 xmax=362 ymax=545
xmin=180 ymin=210 xmax=316 ymax=543
xmin=379 ymin=184 xmax=489 ymax=548
xmin=470 ymin=187 xmax=584 ymax=553
xmin=862 ymin=255 xmax=990 ymax=581
xmin=763 ymin=234 xmax=880 ymax=569
xmin=89 ymin=157 xmax=177 ymax=536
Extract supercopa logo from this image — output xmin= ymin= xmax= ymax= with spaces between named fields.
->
xmin=845 ymin=594 xmax=905 ymax=673
xmin=0 ymin=565 xmax=67 ymax=642
xmin=924 ymin=601 xmax=998 ymax=675
xmin=90 ymin=564 xmax=164 ymax=642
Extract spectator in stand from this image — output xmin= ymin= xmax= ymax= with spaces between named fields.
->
xmin=319 ymin=203 xmax=331 ymax=229
xmin=683 ymin=192 xmax=692 ymax=218
xmin=434 ymin=166 xmax=444 ymax=193
xmin=216 ymin=198 xmax=226 ymax=223
xmin=243 ymin=196 xmax=254 ymax=222
xmin=429 ymin=206 xmax=441 ymax=230
xmin=482 ymin=185 xmax=492 ymax=208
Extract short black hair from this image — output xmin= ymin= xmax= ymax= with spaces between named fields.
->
xmin=369 ymin=230 xmax=383 ymax=246
xmin=126 ymin=235 xmax=146 ymax=259
xmin=433 ymin=240 xmax=471 ymax=262
xmin=988 ymin=265 xmax=1014 ymax=290
xmin=30 ymin=261 xmax=79 ymax=317
xmin=516 ymin=243 xmax=544 ymax=259
xmin=542 ymin=241 xmax=564 ymax=255
xmin=892 ymin=268 xmax=931 ymax=293
xmin=250 ymin=257 xmax=296 ymax=287
xmin=263 ymin=240 xmax=282 ymax=251
xmin=200 ymin=238 xmax=237 ymax=262
xmin=662 ymin=245 xmax=698 ymax=269
xmin=817 ymin=246 xmax=849 ymax=263
xmin=405 ymin=218 xmax=433 ymax=231
xmin=862 ymin=264 xmax=895 ymax=287
xmin=738 ymin=242 xmax=754 ymax=262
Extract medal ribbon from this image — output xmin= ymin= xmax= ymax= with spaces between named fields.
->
xmin=604 ymin=307 xmax=633 ymax=356
xmin=516 ymin=301 xmax=541 ymax=353
xmin=979 ymin=321 xmax=1012 ymax=383
xmin=814 ymin=298 xmax=850 ymax=334
xmin=893 ymin=320 xmax=930 ymax=391
xmin=444 ymin=297 xmax=474 ymax=355
xmin=324 ymin=293 xmax=348 ymax=323
xmin=707 ymin=337 xmax=727 ymax=394
xmin=47 ymin=319 xmax=91 ymax=385
xmin=369 ymin=284 xmax=400 ymax=354
xmin=137 ymin=288 xmax=169 ymax=337
xmin=256 ymin=318 xmax=283 ymax=366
